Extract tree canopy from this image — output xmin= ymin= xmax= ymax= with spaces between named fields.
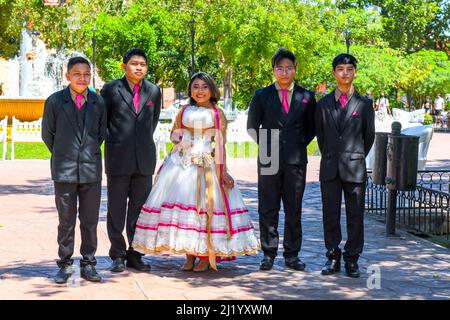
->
xmin=0 ymin=0 xmax=448 ymax=108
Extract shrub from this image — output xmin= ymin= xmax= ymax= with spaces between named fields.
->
xmin=423 ymin=113 xmax=433 ymax=125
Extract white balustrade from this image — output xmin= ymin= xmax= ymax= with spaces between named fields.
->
xmin=11 ymin=116 xmax=43 ymax=160
xmin=0 ymin=116 xmax=7 ymax=161
xmin=153 ymin=122 xmax=173 ymax=158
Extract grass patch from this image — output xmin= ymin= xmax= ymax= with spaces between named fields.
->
xmin=226 ymin=142 xmax=259 ymax=158
xmin=3 ymin=140 xmax=320 ymax=160
xmin=225 ymin=140 xmax=319 ymax=158
xmin=307 ymin=140 xmax=320 ymax=156
xmin=6 ymin=143 xmax=51 ymax=160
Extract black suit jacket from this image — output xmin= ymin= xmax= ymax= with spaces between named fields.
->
xmin=101 ymin=77 xmax=161 ymax=176
xmin=247 ymin=83 xmax=316 ymax=167
xmin=315 ymin=90 xmax=375 ymax=183
xmin=42 ymin=87 xmax=106 ymax=183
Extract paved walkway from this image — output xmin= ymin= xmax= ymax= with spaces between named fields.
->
xmin=0 ymin=133 xmax=449 ymax=300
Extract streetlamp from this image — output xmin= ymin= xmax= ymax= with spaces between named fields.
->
xmin=344 ymin=29 xmax=351 ymax=54
xmin=92 ymin=27 xmax=97 ymax=90
xmin=189 ymin=18 xmax=195 ymax=76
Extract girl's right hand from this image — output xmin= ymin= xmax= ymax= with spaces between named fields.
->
xmin=171 ymin=141 xmax=192 ymax=154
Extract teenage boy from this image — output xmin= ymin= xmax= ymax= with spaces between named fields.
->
xmin=42 ymin=56 xmax=106 ymax=284
xmin=101 ymin=48 xmax=161 ymax=273
xmin=314 ymin=53 xmax=375 ymax=278
xmin=247 ymin=48 xmax=316 ymax=271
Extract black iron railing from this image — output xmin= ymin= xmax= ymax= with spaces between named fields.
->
xmin=366 ymin=170 xmax=450 ymax=244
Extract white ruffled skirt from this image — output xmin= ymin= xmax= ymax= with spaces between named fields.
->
xmin=132 ymin=152 xmax=260 ymax=259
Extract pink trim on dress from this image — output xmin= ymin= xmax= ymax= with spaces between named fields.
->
xmin=141 ymin=202 xmax=248 ymax=216
xmin=136 ymin=222 xmax=254 ymax=234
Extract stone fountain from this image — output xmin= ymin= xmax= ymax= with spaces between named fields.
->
xmin=0 ymin=25 xmax=85 ymax=122
xmin=18 ymin=27 xmax=65 ymax=98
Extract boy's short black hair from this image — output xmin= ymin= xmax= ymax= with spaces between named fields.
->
xmin=332 ymin=53 xmax=358 ymax=70
xmin=67 ymin=56 xmax=91 ymax=71
xmin=123 ymin=48 xmax=148 ymax=64
xmin=271 ymin=48 xmax=297 ymax=68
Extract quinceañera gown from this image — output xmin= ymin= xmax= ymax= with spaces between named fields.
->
xmin=132 ymin=104 xmax=260 ymax=270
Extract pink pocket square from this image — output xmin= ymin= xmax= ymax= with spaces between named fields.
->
xmin=352 ymin=111 xmax=359 ymax=116
xmin=301 ymin=98 xmax=308 ymax=104
xmin=147 ymin=101 xmax=153 ymax=107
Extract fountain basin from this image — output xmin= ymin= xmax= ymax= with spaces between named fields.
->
xmin=0 ymin=97 xmax=45 ymax=124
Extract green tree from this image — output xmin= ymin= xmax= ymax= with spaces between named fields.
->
xmin=410 ymin=50 xmax=450 ymax=106
xmin=1 ymin=0 xmax=447 ymax=110
xmin=93 ymin=0 xmax=192 ymax=91
xmin=0 ymin=0 xmax=125 ymax=58
xmin=192 ymin=0 xmax=331 ymax=108
xmin=337 ymin=0 xmax=445 ymax=53
xmin=0 ymin=0 xmax=71 ymax=58
xmin=397 ymin=52 xmax=433 ymax=109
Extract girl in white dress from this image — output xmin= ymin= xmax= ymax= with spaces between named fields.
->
xmin=132 ymin=72 xmax=260 ymax=271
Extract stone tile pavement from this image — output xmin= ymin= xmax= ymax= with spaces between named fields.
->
xmin=0 ymin=132 xmax=449 ymax=300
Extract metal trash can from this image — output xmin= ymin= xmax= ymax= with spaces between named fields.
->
xmin=372 ymin=132 xmax=389 ymax=185
xmin=385 ymin=124 xmax=419 ymax=191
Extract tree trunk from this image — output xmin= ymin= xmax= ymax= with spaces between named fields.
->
xmin=223 ymin=67 xmax=233 ymax=111
xmin=407 ymin=90 xmax=412 ymax=111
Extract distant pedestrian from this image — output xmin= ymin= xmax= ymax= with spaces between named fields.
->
xmin=375 ymin=91 xmax=390 ymax=115
xmin=433 ymin=94 xmax=445 ymax=127
xmin=422 ymin=96 xmax=432 ymax=114
xmin=365 ymin=90 xmax=374 ymax=109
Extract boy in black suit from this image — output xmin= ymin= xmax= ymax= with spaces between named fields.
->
xmin=315 ymin=54 xmax=375 ymax=278
xmin=42 ymin=56 xmax=106 ymax=284
xmin=247 ymin=48 xmax=316 ymax=271
xmin=101 ymin=48 xmax=161 ymax=272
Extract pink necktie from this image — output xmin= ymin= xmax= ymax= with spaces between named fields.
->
xmin=75 ymin=94 xmax=84 ymax=110
xmin=133 ymin=84 xmax=140 ymax=113
xmin=340 ymin=94 xmax=347 ymax=108
xmin=281 ymin=89 xmax=289 ymax=113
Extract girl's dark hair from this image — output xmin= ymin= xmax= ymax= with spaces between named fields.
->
xmin=188 ymin=72 xmax=221 ymax=105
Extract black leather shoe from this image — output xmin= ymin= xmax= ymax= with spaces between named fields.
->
xmin=80 ymin=265 xmax=102 ymax=282
xmin=110 ymin=258 xmax=126 ymax=273
xmin=321 ymin=258 xmax=341 ymax=275
xmin=345 ymin=262 xmax=360 ymax=278
xmin=54 ymin=266 xmax=72 ymax=284
xmin=259 ymin=256 xmax=275 ymax=271
xmin=126 ymin=256 xmax=151 ymax=272
xmin=285 ymin=257 xmax=306 ymax=271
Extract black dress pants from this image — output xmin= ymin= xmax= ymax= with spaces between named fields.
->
xmin=320 ymin=178 xmax=366 ymax=262
xmin=106 ymin=174 xmax=152 ymax=260
xmin=257 ymin=163 xmax=307 ymax=259
xmin=54 ymin=181 xmax=101 ymax=268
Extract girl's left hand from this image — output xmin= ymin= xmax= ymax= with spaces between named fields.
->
xmin=222 ymin=172 xmax=234 ymax=189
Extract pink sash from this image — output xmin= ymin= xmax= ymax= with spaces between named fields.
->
xmin=211 ymin=104 xmax=234 ymax=239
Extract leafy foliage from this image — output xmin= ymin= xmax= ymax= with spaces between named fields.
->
xmin=0 ymin=0 xmax=448 ymax=109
